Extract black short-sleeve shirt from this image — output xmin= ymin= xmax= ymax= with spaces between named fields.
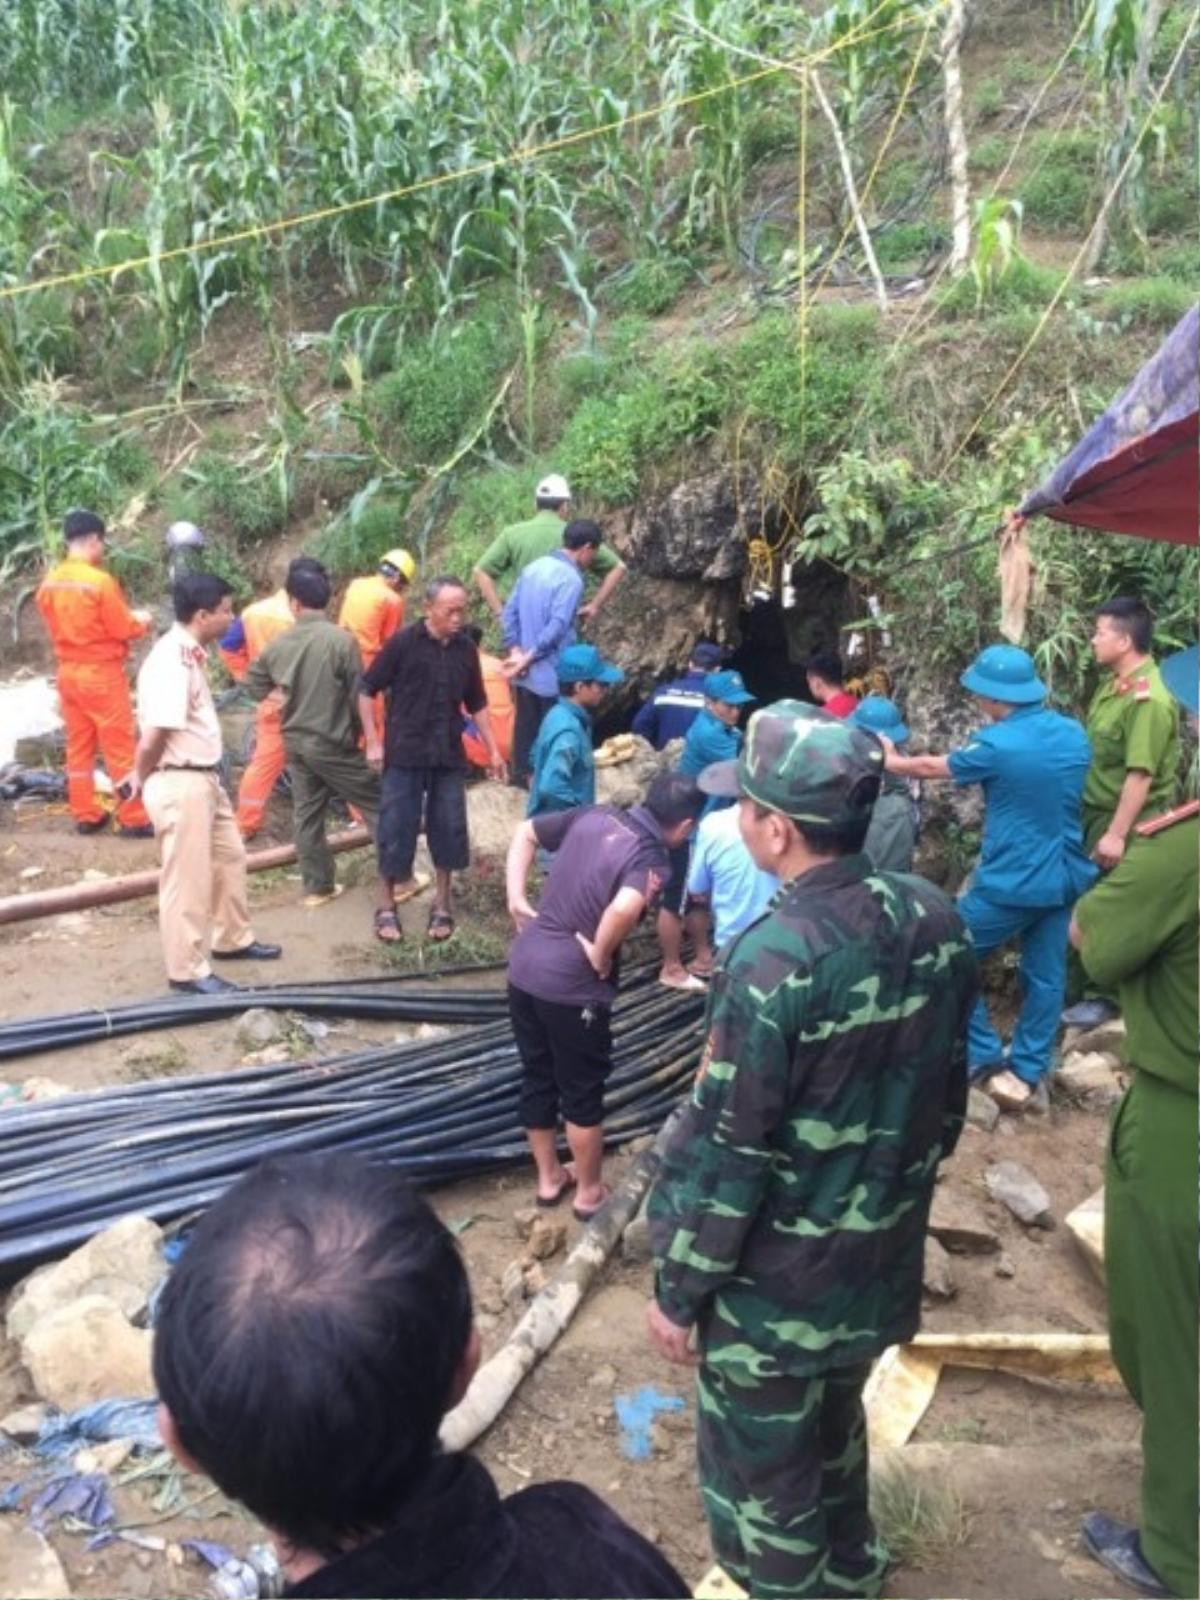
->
xmin=361 ymin=622 xmax=487 ymax=769
xmin=508 ymin=804 xmax=670 ymax=1007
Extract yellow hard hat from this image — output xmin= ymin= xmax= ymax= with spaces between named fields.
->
xmin=380 ymin=548 xmax=416 ymax=583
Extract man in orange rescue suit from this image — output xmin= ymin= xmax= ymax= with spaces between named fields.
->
xmin=339 ymin=548 xmax=415 ymax=670
xmin=35 ymin=508 xmax=155 ymax=837
xmin=218 ymin=579 xmax=296 ymax=838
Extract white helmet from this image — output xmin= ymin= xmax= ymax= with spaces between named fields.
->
xmin=166 ymin=520 xmax=206 ymax=550
xmin=535 ymin=473 xmax=571 ymax=503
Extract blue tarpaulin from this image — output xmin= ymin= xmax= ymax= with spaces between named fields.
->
xmin=1021 ymin=304 xmax=1198 ymax=546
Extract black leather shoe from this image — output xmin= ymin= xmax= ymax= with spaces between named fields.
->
xmin=116 ymin=824 xmax=155 ymax=839
xmin=211 ymin=941 xmax=283 ymax=961
xmin=76 ymin=817 xmax=109 ymax=835
xmin=1080 ymin=1512 xmax=1172 ymax=1598
xmin=168 ymin=975 xmax=242 ymax=996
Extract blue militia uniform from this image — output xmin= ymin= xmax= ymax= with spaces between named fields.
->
xmin=632 ymin=671 xmax=707 ymax=749
xmin=527 ymin=699 xmax=595 ymax=818
xmin=947 ymin=702 xmax=1096 ymax=1083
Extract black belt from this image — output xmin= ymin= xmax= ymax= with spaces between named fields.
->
xmin=159 ymin=764 xmax=220 ymax=773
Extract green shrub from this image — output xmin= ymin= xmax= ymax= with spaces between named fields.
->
xmin=874 ymin=221 xmax=949 ymax=268
xmin=1157 ymin=242 xmax=1200 ymax=283
xmin=973 ymin=79 xmax=1004 ymax=118
xmin=310 ymin=496 xmax=413 ymax=580
xmin=1144 ymin=184 xmax=1197 ymax=238
xmin=369 ymin=308 xmax=520 ymax=464
xmin=969 ymin=134 xmax=1010 ymax=174
xmin=734 ymin=306 xmax=882 ymax=462
xmin=936 ymin=255 xmax=1065 ymax=319
xmin=606 ymin=256 xmax=691 ymax=316
xmin=742 ymin=103 xmax=799 ymax=166
xmin=1019 ymin=134 xmax=1100 ymax=231
xmin=1100 ymin=277 xmax=1197 ymax=332
xmin=187 ymin=456 xmax=289 ymax=546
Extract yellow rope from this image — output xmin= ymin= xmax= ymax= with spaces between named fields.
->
xmin=0 ymin=2 xmax=935 ymax=306
xmin=939 ymin=3 xmax=1199 ymax=479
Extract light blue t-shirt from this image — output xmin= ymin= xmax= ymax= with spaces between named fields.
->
xmin=946 ymin=702 xmax=1097 ymax=908
xmin=686 ymin=806 xmax=779 ymax=947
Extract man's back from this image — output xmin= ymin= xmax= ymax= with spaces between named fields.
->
xmin=651 ymin=857 xmax=976 ymax=1379
xmin=250 ymin=616 xmax=362 ymax=748
xmin=688 ymin=806 xmax=777 ymax=945
xmin=503 ymin=552 xmax=584 ymax=698
xmin=632 ymin=671 xmax=706 ymax=749
xmin=36 ymin=558 xmax=142 ymax=664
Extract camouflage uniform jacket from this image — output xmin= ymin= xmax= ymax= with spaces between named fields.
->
xmin=648 ymin=854 xmax=977 ymax=1381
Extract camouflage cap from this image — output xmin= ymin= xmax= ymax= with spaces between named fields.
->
xmin=698 ymin=699 xmax=884 ymax=826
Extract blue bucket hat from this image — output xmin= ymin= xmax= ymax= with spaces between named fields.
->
xmin=703 ymin=669 xmax=756 ymax=706
xmin=1160 ymin=644 xmax=1198 ymax=716
xmin=558 ymin=643 xmax=623 ymax=686
xmin=960 ymin=644 xmax=1047 ymax=704
xmin=849 ymin=695 xmax=909 ymax=744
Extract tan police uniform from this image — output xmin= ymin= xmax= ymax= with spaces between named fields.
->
xmin=138 ymin=623 xmax=255 ymax=981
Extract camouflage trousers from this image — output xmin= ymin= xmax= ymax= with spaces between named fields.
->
xmin=696 ymin=1359 xmax=888 ymax=1600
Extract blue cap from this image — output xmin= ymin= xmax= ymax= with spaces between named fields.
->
xmin=704 ymin=669 xmax=756 ymax=706
xmin=558 ymin=643 xmax=624 ymax=686
xmin=960 ymin=644 xmax=1047 ymax=705
xmin=691 ymin=641 xmax=724 ymax=670
xmin=850 ymin=695 xmax=909 ymax=743
xmin=1161 ymin=644 xmax=1198 ymax=716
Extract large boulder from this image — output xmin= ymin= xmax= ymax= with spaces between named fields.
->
xmin=467 ymin=781 xmax=528 ymax=861
xmin=622 ymin=468 xmax=765 ymax=583
xmin=594 ymin=735 xmax=673 ymax=808
xmin=22 ymin=1294 xmax=154 ymax=1410
xmin=6 ymin=1215 xmax=165 ymax=1344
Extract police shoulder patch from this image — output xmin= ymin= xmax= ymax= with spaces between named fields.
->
xmin=1133 ymin=677 xmax=1151 ymax=701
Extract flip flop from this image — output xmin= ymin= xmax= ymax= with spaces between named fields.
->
xmin=393 ymin=871 xmax=432 ymax=905
xmin=572 ymin=1185 xmax=612 ymax=1224
xmin=374 ymin=907 xmax=403 ymax=944
xmin=660 ymin=973 xmax=707 ymax=993
xmin=536 ymin=1167 xmax=577 ymax=1208
xmin=427 ymin=909 xmax=455 ymax=943
xmin=302 ymin=884 xmax=345 ymax=910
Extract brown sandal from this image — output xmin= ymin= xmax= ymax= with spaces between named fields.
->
xmin=427 ymin=909 xmax=455 ymax=943
xmin=374 ymin=907 xmax=403 ymax=944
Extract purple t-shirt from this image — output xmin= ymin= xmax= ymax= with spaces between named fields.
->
xmin=508 ymin=805 xmax=669 ymax=1007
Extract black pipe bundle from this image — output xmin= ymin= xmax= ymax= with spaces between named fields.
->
xmin=0 ymin=970 xmax=704 ymax=1280
xmin=0 ymin=963 xmax=509 ymax=1063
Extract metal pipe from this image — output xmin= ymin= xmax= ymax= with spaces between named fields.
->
xmin=0 ymin=827 xmax=371 ymax=926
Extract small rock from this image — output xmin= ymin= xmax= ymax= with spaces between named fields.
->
xmin=73 ymin=1439 xmax=133 ymax=1475
xmin=965 ymin=1088 xmax=1000 ymax=1132
xmin=0 ymin=1525 xmax=71 ymax=1599
xmin=239 ymin=1043 xmax=293 ymax=1068
xmin=995 ymin=1253 xmax=1016 ymax=1279
xmin=648 ymin=1422 xmax=673 ymax=1457
xmin=588 ymin=1363 xmax=618 ymax=1390
xmin=1064 ymin=1187 xmax=1106 ymax=1283
xmin=1047 ymin=1498 xmax=1068 ymax=1514
xmin=499 ymin=1261 xmax=526 ymax=1306
xmin=522 ymin=1261 xmax=550 ymax=1297
xmin=0 ymin=1402 xmax=50 ymax=1444
xmin=1056 ymin=1051 xmax=1125 ymax=1108
xmin=621 ymin=1213 xmax=652 ymax=1266
xmin=20 ymin=1078 xmax=73 ymax=1102
xmin=928 ymin=1188 xmax=1001 ymax=1254
xmin=526 ymin=1215 xmax=567 ymax=1261
xmin=476 ymin=1294 xmax=503 ymax=1318
xmin=922 ymin=1237 xmax=957 ymax=1299
xmin=625 ymin=1134 xmax=655 ymax=1156
xmin=7 ymin=1214 xmax=165 ymax=1344
xmin=22 ymin=1295 xmax=154 ymax=1410
xmin=985 ymin=1160 xmax=1055 ymax=1229
xmin=234 ymin=1007 xmax=286 ymax=1052
xmin=475 ymin=1312 xmax=499 ymax=1335
xmin=19 ymin=866 xmax=46 ymax=880
xmin=1066 ymin=1018 xmax=1126 ymax=1059
xmin=80 ymin=868 xmax=109 ymax=883
xmin=134 ymin=1552 xmax=154 ymax=1572
xmin=512 ymin=1206 xmax=540 ymax=1241
xmin=415 ymin=1023 xmax=450 ymax=1042
xmin=997 ymin=1119 xmax=1017 ymax=1138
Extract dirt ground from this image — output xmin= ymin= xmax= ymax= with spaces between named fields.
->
xmin=0 ymin=806 xmax=1141 ymax=1600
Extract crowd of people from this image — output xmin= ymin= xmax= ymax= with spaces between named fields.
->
xmin=31 ymin=488 xmax=1198 ymax=1600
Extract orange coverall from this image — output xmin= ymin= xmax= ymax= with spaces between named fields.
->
xmin=219 ymin=588 xmax=293 ymax=837
xmin=463 ymin=651 xmax=515 ymax=767
xmin=35 ymin=557 xmax=150 ymax=829
xmin=338 ymin=573 xmax=405 ymax=671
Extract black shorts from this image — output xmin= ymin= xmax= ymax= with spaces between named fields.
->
xmin=509 ymin=982 xmax=614 ymax=1129
xmin=662 ymin=841 xmax=692 ymax=917
xmin=378 ymin=766 xmax=469 ymax=878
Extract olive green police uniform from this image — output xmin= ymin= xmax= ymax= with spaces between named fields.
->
xmin=648 ymin=703 xmax=978 ymax=1600
xmin=1076 ymin=803 xmax=1199 ymax=1599
xmin=1081 ymin=658 xmax=1179 ymax=849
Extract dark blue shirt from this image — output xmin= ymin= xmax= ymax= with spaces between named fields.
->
xmin=632 ymin=671 xmax=707 ymax=749
xmin=947 ymin=703 xmax=1097 ymax=907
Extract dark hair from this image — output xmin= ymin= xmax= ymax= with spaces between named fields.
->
xmin=805 ymin=651 xmax=844 ymax=687
xmin=1096 ymin=596 xmax=1153 ymax=653
xmin=425 ymin=575 xmax=468 ymax=604
xmin=174 ymin=573 xmax=233 ymax=622
xmin=562 ymin=519 xmax=603 ymax=552
xmin=286 ymin=560 xmax=332 ymax=611
xmin=644 ymin=772 xmax=704 ymax=829
xmin=557 ymin=677 xmax=595 ymax=697
xmin=535 ymin=495 xmax=568 ymax=512
xmin=153 ymin=1154 xmax=472 ymax=1558
xmin=63 ymin=509 xmax=106 ymax=543
xmin=750 ymin=800 xmax=871 ymax=857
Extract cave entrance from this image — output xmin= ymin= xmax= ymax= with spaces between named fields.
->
xmin=726 ymin=557 xmax=855 ymax=707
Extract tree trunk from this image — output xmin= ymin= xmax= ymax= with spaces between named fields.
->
xmin=942 ymin=0 xmax=971 ymax=276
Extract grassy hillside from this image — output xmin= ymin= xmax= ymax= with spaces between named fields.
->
xmin=0 ymin=0 xmax=1195 ymax=693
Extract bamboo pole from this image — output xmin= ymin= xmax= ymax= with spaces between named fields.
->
xmin=0 ymin=828 xmax=371 ymax=927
